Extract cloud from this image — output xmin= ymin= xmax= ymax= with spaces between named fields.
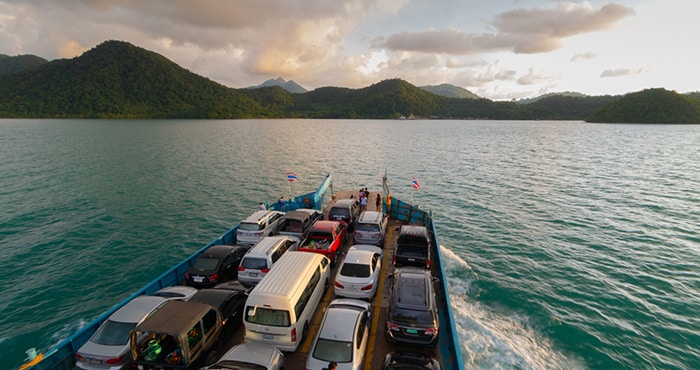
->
xmin=517 ymin=68 xmax=555 ymax=85
xmin=571 ymin=52 xmax=597 ymax=62
xmin=379 ymin=2 xmax=634 ymax=55
xmin=600 ymin=68 xmax=648 ymax=77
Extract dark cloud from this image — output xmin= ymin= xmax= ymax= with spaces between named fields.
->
xmin=379 ymin=2 xmax=634 ymax=55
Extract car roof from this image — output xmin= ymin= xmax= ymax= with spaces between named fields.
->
xmin=247 ymin=235 xmax=295 ymax=254
xmin=279 ymin=210 xmax=314 ymax=221
xmin=201 ymin=244 xmax=241 ymax=257
xmin=319 ymin=301 xmax=368 ymax=341
xmin=189 ymin=288 xmax=245 ymax=310
xmin=135 ymin=300 xmax=214 ymax=334
xmin=342 ymin=248 xmax=377 ymax=265
xmin=358 ymin=211 xmax=382 ymax=222
xmin=151 ymin=286 xmax=198 ymax=300
xmin=219 ymin=342 xmax=281 ymax=366
xmin=394 ymin=267 xmax=432 ymax=308
xmin=333 ymin=199 xmax=357 ymax=206
xmin=109 ymin=295 xmax=166 ymax=322
xmin=242 ymin=210 xmax=281 ymax=223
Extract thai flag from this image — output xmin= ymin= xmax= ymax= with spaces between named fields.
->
xmin=287 ymin=172 xmax=298 ymax=182
xmin=411 ymin=177 xmax=420 ymax=190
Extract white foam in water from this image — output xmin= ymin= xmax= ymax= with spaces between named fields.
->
xmin=440 ymin=245 xmax=585 ymax=369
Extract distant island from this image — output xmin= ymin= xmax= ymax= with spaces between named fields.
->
xmin=1 ymin=40 xmax=698 ymax=123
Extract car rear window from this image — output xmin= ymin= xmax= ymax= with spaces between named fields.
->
xmin=391 ymin=306 xmax=434 ymax=325
xmin=241 ymin=257 xmax=267 ymax=270
xmin=192 ymin=256 xmax=219 ymax=270
xmin=238 ymin=222 xmax=262 ymax=231
xmin=340 ymin=263 xmax=371 ymax=278
xmin=329 ymin=208 xmax=350 ymax=220
xmin=246 ymin=306 xmax=291 ymax=327
xmin=91 ymin=320 xmax=136 ymax=345
xmin=356 ymin=223 xmax=380 ymax=232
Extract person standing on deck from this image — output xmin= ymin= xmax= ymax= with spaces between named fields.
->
xmin=360 ymin=194 xmax=368 ymax=212
xmin=258 ymin=202 xmax=266 ymax=210
xmin=375 ymin=193 xmax=381 ymax=212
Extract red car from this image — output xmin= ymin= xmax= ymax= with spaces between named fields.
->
xmin=298 ymin=220 xmax=348 ymax=265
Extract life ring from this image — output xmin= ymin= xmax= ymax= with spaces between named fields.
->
xmin=18 ymin=353 xmax=44 ymax=370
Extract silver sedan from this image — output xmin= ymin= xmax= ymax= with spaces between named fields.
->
xmin=334 ymin=245 xmax=383 ymax=300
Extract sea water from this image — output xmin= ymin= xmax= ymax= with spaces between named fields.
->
xmin=1 ymin=119 xmax=698 ymax=369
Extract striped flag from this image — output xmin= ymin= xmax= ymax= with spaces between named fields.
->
xmin=287 ymin=172 xmax=298 ymax=182
xmin=411 ymin=177 xmax=420 ymax=190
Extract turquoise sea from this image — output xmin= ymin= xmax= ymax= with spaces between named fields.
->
xmin=1 ymin=119 xmax=698 ymax=369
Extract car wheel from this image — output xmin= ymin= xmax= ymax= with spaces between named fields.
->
xmin=205 ymin=350 xmax=219 ymax=366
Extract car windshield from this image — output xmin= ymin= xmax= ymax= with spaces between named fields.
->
xmin=91 ymin=319 xmax=136 ymax=345
xmin=391 ymin=306 xmax=434 ymax=325
xmin=340 ymin=263 xmax=371 ymax=278
xmin=241 ymin=257 xmax=267 ymax=270
xmin=193 ymin=257 xmax=220 ymax=270
xmin=213 ymin=361 xmax=267 ymax=370
xmin=312 ymin=338 xmax=353 ymax=363
xmin=238 ymin=222 xmax=261 ymax=231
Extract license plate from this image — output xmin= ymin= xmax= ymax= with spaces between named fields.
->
xmin=408 ymin=258 xmax=415 ymax=262
xmin=263 ymin=333 xmax=273 ymax=340
xmin=193 ymin=276 xmax=204 ymax=283
xmin=250 ymin=272 xmax=258 ymax=277
xmin=88 ymin=359 xmax=101 ymax=365
xmin=406 ymin=328 xmax=418 ymax=334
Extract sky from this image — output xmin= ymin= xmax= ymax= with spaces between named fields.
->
xmin=1 ymin=0 xmax=698 ymax=100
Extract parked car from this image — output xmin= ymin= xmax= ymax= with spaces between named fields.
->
xmin=385 ymin=267 xmax=439 ymax=346
xmin=187 ymin=287 xmax=248 ymax=338
xmin=276 ymin=209 xmax=322 ymax=240
xmin=185 ymin=245 xmax=247 ymax=288
xmin=201 ymin=342 xmax=284 ymax=370
xmin=328 ymin=198 xmax=360 ymax=230
xmin=298 ymin=220 xmax=348 ymax=266
xmin=305 ymin=299 xmax=371 ymax=370
xmin=236 ymin=210 xmax=285 ymax=246
xmin=353 ymin=211 xmax=388 ymax=246
xmin=150 ymin=286 xmax=198 ymax=301
xmin=393 ymin=225 xmax=431 ymax=269
xmin=130 ymin=300 xmax=224 ymax=369
xmin=237 ymin=235 xmax=299 ymax=287
xmin=75 ymin=295 xmax=169 ymax=370
xmin=383 ymin=350 xmax=442 ymax=370
xmin=334 ymin=244 xmax=383 ymax=300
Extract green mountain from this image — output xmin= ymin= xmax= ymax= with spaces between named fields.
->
xmin=419 ymin=84 xmax=479 ymax=99
xmin=0 ymin=40 xmax=264 ymax=118
xmin=0 ymin=54 xmax=48 ymax=75
xmin=249 ymin=77 xmax=307 ymax=93
xmin=0 ymin=40 xmax=641 ymax=120
xmin=587 ymin=88 xmax=700 ymax=123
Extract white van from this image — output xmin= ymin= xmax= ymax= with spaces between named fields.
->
xmin=238 ymin=236 xmax=299 ymax=287
xmin=243 ymin=251 xmax=330 ymax=352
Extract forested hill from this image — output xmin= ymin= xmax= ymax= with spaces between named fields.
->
xmin=0 ymin=40 xmax=690 ymax=121
xmin=587 ymin=88 xmax=700 ymax=123
xmin=0 ymin=54 xmax=48 ymax=75
xmin=0 ymin=41 xmax=263 ymax=118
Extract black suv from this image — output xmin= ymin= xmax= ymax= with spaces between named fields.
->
xmin=393 ymin=225 xmax=431 ymax=269
xmin=328 ymin=198 xmax=360 ymax=230
xmin=385 ymin=266 xmax=439 ymax=346
xmin=383 ymin=350 xmax=442 ymax=370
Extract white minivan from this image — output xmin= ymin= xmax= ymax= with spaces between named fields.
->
xmin=243 ymin=251 xmax=330 ymax=352
xmin=237 ymin=235 xmax=299 ymax=287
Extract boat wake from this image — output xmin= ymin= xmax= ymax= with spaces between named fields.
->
xmin=440 ymin=246 xmax=586 ymax=370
